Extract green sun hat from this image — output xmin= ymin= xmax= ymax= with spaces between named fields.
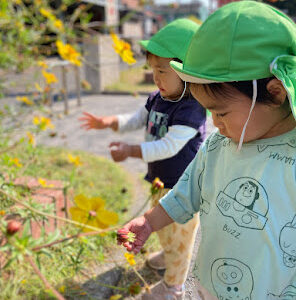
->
xmin=170 ymin=1 xmax=296 ymax=120
xmin=139 ymin=18 xmax=200 ymax=61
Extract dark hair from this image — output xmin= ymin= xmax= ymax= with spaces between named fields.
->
xmin=204 ymin=77 xmax=275 ymax=104
xmin=146 ymin=51 xmax=182 ymax=63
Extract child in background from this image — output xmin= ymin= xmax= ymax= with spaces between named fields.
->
xmin=118 ymin=2 xmax=296 ymax=299
xmin=80 ymin=19 xmax=206 ymax=300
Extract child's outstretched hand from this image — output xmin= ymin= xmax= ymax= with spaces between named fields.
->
xmin=109 ymin=142 xmax=130 ymax=162
xmin=79 ymin=112 xmax=118 ymax=131
xmin=117 ymin=216 xmax=153 ymax=254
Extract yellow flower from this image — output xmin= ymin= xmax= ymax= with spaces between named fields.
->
xmin=26 ymin=132 xmax=36 ymax=147
xmin=42 ymin=70 xmax=58 ymax=85
xmin=10 ymin=158 xmax=22 ymax=168
xmin=0 ymin=210 xmax=6 ymax=216
xmin=69 ymin=194 xmax=119 ymax=232
xmin=124 ymin=252 xmax=136 ymax=266
xmin=111 ymin=33 xmax=136 ymax=65
xmin=59 ymin=285 xmax=66 ymax=293
xmin=53 ymin=19 xmax=64 ymax=31
xmin=110 ymin=295 xmax=122 ymax=300
xmin=56 ymin=40 xmax=82 ymax=66
xmin=35 ymin=83 xmax=43 ymax=93
xmin=16 ymin=96 xmax=33 ymax=106
xmin=37 ymin=61 xmax=48 ymax=69
xmin=67 ymin=154 xmax=82 ymax=167
xmin=40 ymin=8 xmax=55 ymax=20
xmin=38 ymin=178 xmax=54 ymax=188
xmin=20 ymin=279 xmax=27 ymax=285
xmin=81 ymin=79 xmax=91 ymax=90
xmin=33 ymin=116 xmax=55 ymax=131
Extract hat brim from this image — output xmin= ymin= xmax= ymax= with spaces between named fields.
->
xmin=170 ymin=61 xmax=219 ymax=83
xmin=139 ymin=40 xmax=176 ymax=58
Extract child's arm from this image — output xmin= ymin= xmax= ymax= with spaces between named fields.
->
xmin=79 ymin=107 xmax=148 ymax=133
xmin=118 ymin=204 xmax=173 ymax=254
xmin=108 ymin=125 xmax=197 ymax=162
xmin=79 ymin=112 xmax=119 ymax=131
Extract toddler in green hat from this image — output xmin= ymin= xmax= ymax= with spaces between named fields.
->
xmin=118 ymin=2 xmax=296 ymax=299
xmin=80 ymin=18 xmax=206 ymax=300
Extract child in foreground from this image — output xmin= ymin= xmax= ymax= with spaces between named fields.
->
xmin=118 ymin=2 xmax=296 ymax=299
xmin=80 ymin=19 xmax=206 ymax=300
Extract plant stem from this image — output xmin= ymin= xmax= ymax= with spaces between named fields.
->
xmin=132 ymin=266 xmax=150 ymax=293
xmin=25 ymin=255 xmax=65 ymax=300
xmin=0 ymin=189 xmax=115 ymax=233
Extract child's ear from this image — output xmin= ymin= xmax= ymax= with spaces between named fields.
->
xmin=266 ymin=79 xmax=287 ymax=105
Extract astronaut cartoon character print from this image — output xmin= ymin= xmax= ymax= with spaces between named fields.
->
xmin=279 ymin=215 xmax=296 ymax=268
xmin=216 ymin=177 xmax=269 ymax=230
xmin=211 ymin=258 xmax=254 ymax=300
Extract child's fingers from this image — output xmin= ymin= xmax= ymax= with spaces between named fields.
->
xmin=82 ymin=111 xmax=96 ymax=118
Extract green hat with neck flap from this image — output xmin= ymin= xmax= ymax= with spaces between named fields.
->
xmin=140 ymin=18 xmax=200 ymax=61
xmin=170 ymin=1 xmax=296 ymax=120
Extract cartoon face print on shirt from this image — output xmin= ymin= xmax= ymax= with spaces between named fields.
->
xmin=211 ymin=258 xmax=254 ymax=300
xmin=145 ymin=110 xmax=169 ymax=141
xmin=279 ymin=215 xmax=296 ymax=268
xmin=267 ymin=285 xmax=296 ymax=300
xmin=216 ymin=177 xmax=269 ymax=230
xmin=257 ymin=138 xmax=296 ymax=153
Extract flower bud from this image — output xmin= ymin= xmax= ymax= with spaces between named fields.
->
xmin=6 ymin=220 xmax=21 ymax=235
xmin=128 ymin=283 xmax=142 ymax=295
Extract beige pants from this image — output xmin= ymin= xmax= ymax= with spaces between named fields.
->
xmin=152 ymin=188 xmax=200 ymax=286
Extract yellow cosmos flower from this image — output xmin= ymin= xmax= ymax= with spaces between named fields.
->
xmin=16 ymin=96 xmax=33 ymax=106
xmin=38 ymin=178 xmax=54 ymax=188
xmin=111 ymin=33 xmax=136 ymax=65
xmin=56 ymin=40 xmax=82 ymax=66
xmin=33 ymin=116 xmax=55 ymax=131
xmin=53 ymin=19 xmax=64 ymax=31
xmin=124 ymin=252 xmax=136 ymax=266
xmin=37 ymin=61 xmax=48 ymax=69
xmin=42 ymin=70 xmax=58 ymax=85
xmin=110 ymin=295 xmax=122 ymax=300
xmin=10 ymin=158 xmax=22 ymax=168
xmin=69 ymin=194 xmax=119 ymax=232
xmin=58 ymin=285 xmax=66 ymax=293
xmin=40 ymin=8 xmax=55 ymax=20
xmin=35 ymin=83 xmax=43 ymax=93
xmin=0 ymin=210 xmax=6 ymax=216
xmin=26 ymin=132 xmax=36 ymax=147
xmin=67 ymin=154 xmax=82 ymax=166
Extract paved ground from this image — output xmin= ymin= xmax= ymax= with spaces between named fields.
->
xmin=37 ymin=93 xmax=215 ymax=299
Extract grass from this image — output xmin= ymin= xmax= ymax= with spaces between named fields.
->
xmin=105 ymin=64 xmax=156 ymax=94
xmin=0 ymin=145 xmax=161 ymax=299
xmin=0 ymin=145 xmax=137 ymax=299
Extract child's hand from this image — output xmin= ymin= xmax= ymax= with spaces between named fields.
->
xmin=109 ymin=142 xmax=131 ymax=162
xmin=79 ymin=112 xmax=118 ymax=131
xmin=117 ymin=216 xmax=153 ymax=254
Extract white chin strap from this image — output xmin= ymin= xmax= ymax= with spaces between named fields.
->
xmin=160 ymin=81 xmax=187 ymax=102
xmin=237 ymin=79 xmax=257 ymax=151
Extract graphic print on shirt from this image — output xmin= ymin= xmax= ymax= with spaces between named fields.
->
xmin=198 ymin=168 xmax=210 ymax=216
xmin=267 ymin=285 xmax=296 ymax=299
xmin=211 ymin=258 xmax=254 ymax=300
xmin=216 ymin=177 xmax=269 ymax=230
xmin=257 ymin=138 xmax=296 ymax=153
xmin=279 ymin=215 xmax=296 ymax=268
xmin=207 ymin=134 xmax=230 ymax=152
xmin=145 ymin=109 xmax=169 ymax=141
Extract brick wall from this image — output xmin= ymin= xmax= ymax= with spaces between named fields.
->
xmin=13 ymin=177 xmax=72 ymax=239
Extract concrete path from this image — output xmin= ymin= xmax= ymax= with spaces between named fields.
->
xmin=38 ymin=93 xmax=215 ymax=300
